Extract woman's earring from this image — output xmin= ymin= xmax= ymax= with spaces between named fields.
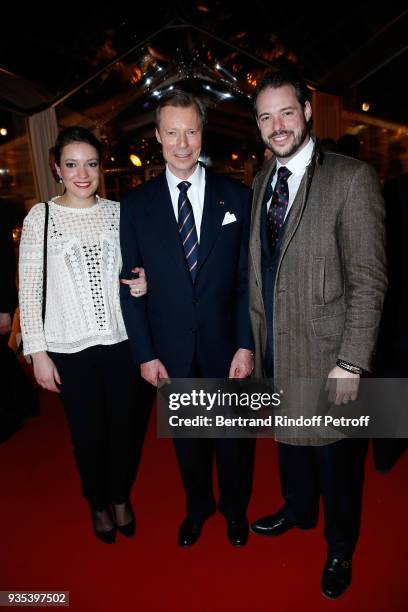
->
xmin=58 ymin=177 xmax=63 ymax=184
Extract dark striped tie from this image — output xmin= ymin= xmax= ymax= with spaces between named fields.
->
xmin=267 ymin=166 xmax=291 ymax=251
xmin=177 ymin=181 xmax=199 ymax=281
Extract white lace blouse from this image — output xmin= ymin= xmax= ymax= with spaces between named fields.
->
xmin=19 ymin=196 xmax=128 ymax=355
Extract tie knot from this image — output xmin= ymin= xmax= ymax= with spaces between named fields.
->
xmin=177 ymin=181 xmax=191 ymax=194
xmin=277 ymin=166 xmax=291 ymax=181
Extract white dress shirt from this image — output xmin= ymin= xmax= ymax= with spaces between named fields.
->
xmin=166 ymin=163 xmax=206 ymax=241
xmin=266 ymin=138 xmax=315 ymax=221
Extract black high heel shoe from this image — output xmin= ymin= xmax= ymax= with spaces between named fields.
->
xmin=112 ymin=501 xmax=136 ymax=538
xmin=91 ymin=508 xmax=116 ymax=544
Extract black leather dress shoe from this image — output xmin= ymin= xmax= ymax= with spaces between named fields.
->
xmin=227 ymin=518 xmax=249 ymax=547
xmin=321 ymin=556 xmax=352 ymax=599
xmin=178 ymin=517 xmax=204 ymax=547
xmin=250 ymin=510 xmax=297 ymax=536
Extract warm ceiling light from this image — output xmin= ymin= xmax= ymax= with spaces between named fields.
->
xmin=231 ymin=153 xmax=239 ymax=161
xmin=361 ymin=102 xmax=370 ymax=112
xmin=130 ymin=66 xmax=142 ymax=84
xmin=0 ymin=128 xmax=7 ymax=136
xmin=130 ymin=155 xmax=142 ymax=167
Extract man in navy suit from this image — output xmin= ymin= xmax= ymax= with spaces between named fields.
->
xmin=120 ymin=90 xmax=255 ymax=547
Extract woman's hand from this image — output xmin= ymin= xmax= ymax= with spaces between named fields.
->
xmin=32 ymin=352 xmax=61 ymax=393
xmin=120 ymin=267 xmax=147 ymax=298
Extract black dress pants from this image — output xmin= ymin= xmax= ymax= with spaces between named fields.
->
xmin=49 ymin=341 xmax=152 ymax=510
xmin=173 ymin=436 xmax=255 ymax=521
xmin=278 ymin=438 xmax=368 ymax=558
xmin=172 ymin=356 xmax=255 ymax=521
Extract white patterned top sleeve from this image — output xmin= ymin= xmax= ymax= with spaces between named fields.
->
xmin=19 ymin=197 xmax=128 ymax=355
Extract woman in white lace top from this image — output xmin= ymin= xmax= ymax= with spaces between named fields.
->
xmin=19 ymin=126 xmax=151 ymax=544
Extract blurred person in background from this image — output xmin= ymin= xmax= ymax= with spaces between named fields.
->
xmin=0 ymin=199 xmax=39 ymax=442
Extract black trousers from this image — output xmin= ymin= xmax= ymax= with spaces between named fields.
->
xmin=278 ymin=438 xmax=368 ymax=558
xmin=173 ymin=436 xmax=255 ymax=521
xmin=50 ymin=341 xmax=152 ymax=510
xmin=173 ymin=357 xmax=255 ymax=521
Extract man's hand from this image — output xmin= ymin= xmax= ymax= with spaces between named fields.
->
xmin=229 ymin=348 xmax=254 ymax=379
xmin=120 ymin=267 xmax=147 ymax=298
xmin=0 ymin=313 xmax=11 ymax=335
xmin=326 ymin=365 xmax=360 ymax=405
xmin=141 ymin=358 xmax=169 ymax=387
xmin=32 ymin=352 xmax=61 ymax=393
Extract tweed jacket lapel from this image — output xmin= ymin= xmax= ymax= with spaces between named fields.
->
xmin=249 ymin=162 xmax=276 ymax=295
xmin=278 ymin=147 xmax=319 ymax=264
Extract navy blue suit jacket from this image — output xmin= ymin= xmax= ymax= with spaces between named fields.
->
xmin=119 ymin=167 xmax=253 ymax=377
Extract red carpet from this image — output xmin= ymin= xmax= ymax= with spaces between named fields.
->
xmin=0 ymin=389 xmax=407 ymax=611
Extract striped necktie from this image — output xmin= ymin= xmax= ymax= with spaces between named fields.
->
xmin=266 ymin=166 xmax=292 ymax=251
xmin=177 ymin=181 xmax=199 ymax=281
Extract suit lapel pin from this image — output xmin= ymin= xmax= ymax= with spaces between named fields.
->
xmin=219 ymin=200 xmax=225 ymax=206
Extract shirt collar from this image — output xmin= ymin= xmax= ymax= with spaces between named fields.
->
xmin=277 ymin=137 xmax=315 ymax=177
xmin=166 ymin=163 xmax=203 ymax=191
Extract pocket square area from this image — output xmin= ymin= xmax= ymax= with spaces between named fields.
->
xmin=222 ymin=212 xmax=237 ymax=226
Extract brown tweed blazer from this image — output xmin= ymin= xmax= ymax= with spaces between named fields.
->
xmin=249 ymin=147 xmax=387 ymax=381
